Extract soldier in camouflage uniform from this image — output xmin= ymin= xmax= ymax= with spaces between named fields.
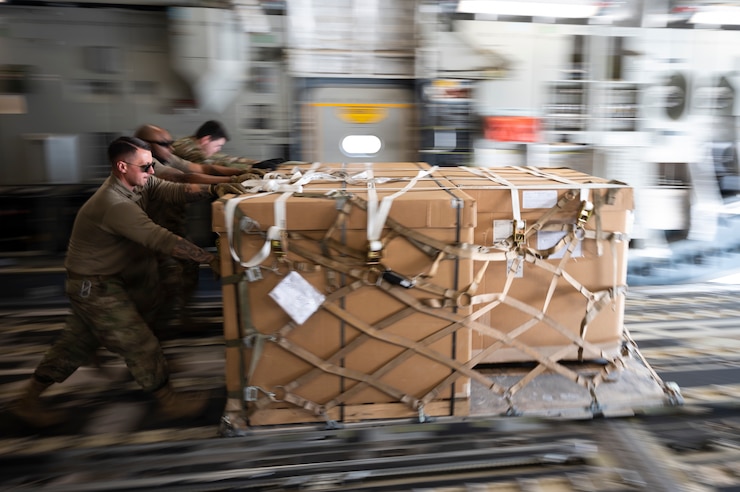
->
xmin=172 ymin=119 xmax=286 ymax=172
xmin=133 ymin=124 xmax=255 ymax=334
xmin=136 ymin=123 xmax=254 ymax=184
xmin=9 ymin=136 xmax=241 ymax=428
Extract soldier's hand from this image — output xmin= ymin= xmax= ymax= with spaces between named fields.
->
xmin=211 ymin=182 xmax=247 ymax=197
xmin=208 ymin=255 xmax=221 ymax=279
xmin=230 ymin=172 xmax=263 ymax=183
xmin=252 ymin=158 xmax=287 ymax=171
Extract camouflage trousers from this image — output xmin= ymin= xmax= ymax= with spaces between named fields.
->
xmin=33 ymin=274 xmax=169 ymax=392
xmin=158 ymin=255 xmax=200 ymax=327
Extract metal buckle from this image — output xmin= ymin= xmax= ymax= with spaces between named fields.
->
xmin=512 ymin=220 xmax=526 ymax=247
xmin=80 ymin=279 xmax=92 ymax=298
xmin=271 ymin=238 xmax=286 ymax=258
xmin=367 ymin=240 xmax=383 ymax=265
xmin=245 ymin=266 xmax=263 ymax=282
xmin=244 ymin=386 xmax=276 ymax=402
xmin=578 ymin=201 xmax=594 ymax=228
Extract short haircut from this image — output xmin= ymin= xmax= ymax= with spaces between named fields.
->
xmin=195 ymin=120 xmax=230 ymax=141
xmin=108 ymin=136 xmax=151 ymax=165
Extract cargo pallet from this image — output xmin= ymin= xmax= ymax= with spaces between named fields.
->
xmin=214 ymin=164 xmax=683 ymax=434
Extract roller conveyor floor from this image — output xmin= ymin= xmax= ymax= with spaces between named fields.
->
xmin=0 ymin=282 xmax=739 ymax=490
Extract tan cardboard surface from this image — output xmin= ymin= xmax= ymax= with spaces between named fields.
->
xmin=215 ymin=164 xmax=476 ymax=425
xmin=215 ymin=164 xmax=636 ymax=426
xmin=439 ymin=166 xmax=633 ymax=363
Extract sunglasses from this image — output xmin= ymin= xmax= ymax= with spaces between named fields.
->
xmin=123 ymin=161 xmax=155 ymax=172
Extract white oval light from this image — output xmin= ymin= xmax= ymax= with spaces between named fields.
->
xmin=341 ymin=135 xmax=382 ymax=156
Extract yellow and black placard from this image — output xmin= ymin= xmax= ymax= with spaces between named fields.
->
xmin=311 ymin=103 xmax=411 ymax=124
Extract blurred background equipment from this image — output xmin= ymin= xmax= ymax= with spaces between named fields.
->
xmin=1 ymin=2 xmax=740 ymax=490
xmin=4 ymin=1 xmax=740 ymax=287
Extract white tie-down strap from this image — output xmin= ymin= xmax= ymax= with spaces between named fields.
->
xmin=519 ymin=165 xmax=594 ymax=213
xmin=238 ymin=164 xmax=331 ymax=193
xmin=366 ymin=165 xmax=437 ymax=251
xmin=348 ymin=170 xmax=407 ymax=186
xmin=224 ymin=193 xmax=276 ymax=267
xmin=516 ymin=166 xmax=580 ymax=186
xmin=269 ymin=163 xmax=323 ymax=252
xmin=463 ymin=166 xmax=523 ymax=232
xmin=580 ymin=187 xmax=592 ymax=210
xmin=239 ymin=178 xmax=303 ymax=194
xmin=226 ymin=163 xmax=323 ymax=267
xmin=519 ymin=171 xmax=597 ymax=263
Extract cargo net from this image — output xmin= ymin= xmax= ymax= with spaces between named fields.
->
xmin=219 ymin=169 xmax=682 ymax=431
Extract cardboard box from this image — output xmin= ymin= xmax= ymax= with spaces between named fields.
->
xmin=438 ymin=166 xmax=633 ymax=363
xmin=213 ymin=163 xmax=475 ymax=426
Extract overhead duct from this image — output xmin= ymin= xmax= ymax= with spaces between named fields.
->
xmin=168 ymin=7 xmax=248 ymax=113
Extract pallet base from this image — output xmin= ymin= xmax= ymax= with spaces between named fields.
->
xmin=235 ymin=399 xmax=470 ymax=427
xmin=470 ymin=355 xmax=676 ymax=419
xmin=221 ymin=343 xmax=680 ymax=434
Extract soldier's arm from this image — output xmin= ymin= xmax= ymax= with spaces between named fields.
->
xmin=155 ymin=165 xmax=189 ymax=183
xmin=178 ymin=172 xmax=232 ymax=185
xmin=178 ymin=159 xmax=241 ymax=177
xmin=199 ymin=162 xmax=242 ymax=176
xmin=148 ymin=177 xmax=241 ymax=203
xmin=182 ymin=182 xmax=245 ymax=200
xmin=183 ymin=183 xmax=216 ymax=201
xmin=171 ymin=237 xmax=214 ymax=264
xmin=170 ymin=237 xmax=219 ymax=274
xmin=157 ymin=166 xmax=229 ymax=184
xmin=208 ymin=153 xmax=259 ymax=169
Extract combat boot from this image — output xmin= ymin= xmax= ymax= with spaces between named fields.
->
xmin=153 ymin=384 xmax=209 ymax=420
xmin=9 ymin=377 xmax=66 ymax=428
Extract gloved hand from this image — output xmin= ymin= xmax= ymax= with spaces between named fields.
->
xmin=252 ymin=157 xmax=287 ymax=171
xmin=211 ymin=182 xmax=247 ymax=197
xmin=230 ymin=172 xmax=263 ymax=183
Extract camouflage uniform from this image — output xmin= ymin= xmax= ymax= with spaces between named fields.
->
xmin=33 ymin=175 xmax=193 ymax=392
xmin=37 ymin=275 xmax=168 ymax=390
xmin=172 ymin=135 xmax=259 ymax=170
xmin=150 ymin=156 xmax=190 ymax=237
xmin=149 ymin=155 xmax=201 ymax=329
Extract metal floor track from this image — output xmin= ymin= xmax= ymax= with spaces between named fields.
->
xmin=0 ymin=285 xmax=739 ymax=490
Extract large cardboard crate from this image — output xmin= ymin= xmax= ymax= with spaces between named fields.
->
xmin=437 ymin=166 xmax=633 ymax=364
xmin=213 ymin=163 xmax=476 ymax=427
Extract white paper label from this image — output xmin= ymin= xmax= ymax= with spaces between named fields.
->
xmin=493 ymin=219 xmax=513 ymax=242
xmin=269 ymin=271 xmax=326 ymax=325
xmin=522 ymin=190 xmax=558 ymax=209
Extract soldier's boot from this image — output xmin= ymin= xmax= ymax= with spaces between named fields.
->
xmin=9 ymin=377 xmax=66 ymax=428
xmin=153 ymin=384 xmax=209 ymax=420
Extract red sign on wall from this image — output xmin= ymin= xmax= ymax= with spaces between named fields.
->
xmin=484 ymin=116 xmax=540 ymax=143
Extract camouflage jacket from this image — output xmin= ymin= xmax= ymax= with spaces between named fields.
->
xmin=147 ymin=157 xmax=190 ymax=237
xmin=64 ymin=175 xmax=184 ymax=276
xmin=172 ymin=136 xmax=259 ymax=170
